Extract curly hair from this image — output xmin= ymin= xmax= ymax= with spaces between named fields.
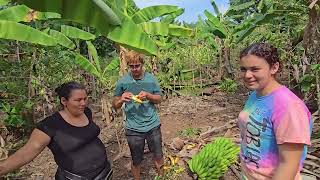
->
xmin=240 ymin=43 xmax=282 ymax=71
xmin=125 ymin=50 xmax=144 ymax=65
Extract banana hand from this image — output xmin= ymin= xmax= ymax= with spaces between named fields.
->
xmin=132 ymin=95 xmax=143 ymax=103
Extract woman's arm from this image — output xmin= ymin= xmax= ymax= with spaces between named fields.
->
xmin=0 ymin=129 xmax=50 ymax=176
xmin=272 ymin=143 xmax=304 ymax=180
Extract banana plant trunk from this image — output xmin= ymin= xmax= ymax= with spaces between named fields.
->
xmin=119 ymin=46 xmax=128 ymax=77
xmin=223 ymin=46 xmax=233 ymax=77
xmin=28 ymin=48 xmax=36 ymax=99
xmin=316 ymin=71 xmax=320 ymax=118
xmin=216 ymin=38 xmax=224 ymax=81
xmin=151 ymin=56 xmax=158 ymax=75
xmin=303 ymin=1 xmax=320 ymax=114
xmin=118 ymin=45 xmax=128 ymax=122
xmin=101 ymin=94 xmax=114 ymax=125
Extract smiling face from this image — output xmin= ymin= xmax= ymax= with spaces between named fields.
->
xmin=240 ymin=55 xmax=279 ymax=94
xmin=61 ymin=89 xmax=87 ymax=116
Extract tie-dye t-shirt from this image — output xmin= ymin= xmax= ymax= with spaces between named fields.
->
xmin=238 ymin=86 xmax=312 ymax=180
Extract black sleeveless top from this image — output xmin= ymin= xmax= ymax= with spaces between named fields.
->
xmin=36 ymin=107 xmax=109 ymax=178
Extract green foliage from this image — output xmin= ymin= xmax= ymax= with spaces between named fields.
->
xmin=299 ymin=74 xmax=315 ymax=93
xmin=178 ymin=127 xmax=201 ymax=138
xmin=157 ymin=34 xmax=218 ymax=94
xmin=0 ymin=100 xmax=32 ymax=128
xmin=188 ymin=137 xmax=240 ymax=180
xmin=218 ymin=78 xmax=238 ymax=93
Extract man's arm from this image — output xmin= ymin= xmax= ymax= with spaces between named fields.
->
xmin=272 ymin=143 xmax=304 ymax=180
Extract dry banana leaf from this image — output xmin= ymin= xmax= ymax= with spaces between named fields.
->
xmin=0 ymin=146 xmax=8 ymax=161
xmin=0 ymin=135 xmax=5 ymax=147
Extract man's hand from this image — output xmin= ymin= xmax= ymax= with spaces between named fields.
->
xmin=137 ymin=91 xmax=161 ymax=104
xmin=137 ymin=91 xmax=149 ymax=100
xmin=121 ymin=92 xmax=133 ymax=102
xmin=112 ymin=92 xmax=133 ymax=109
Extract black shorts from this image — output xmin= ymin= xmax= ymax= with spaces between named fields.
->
xmin=125 ymin=125 xmax=163 ymax=165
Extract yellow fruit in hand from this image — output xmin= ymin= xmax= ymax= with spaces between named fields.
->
xmin=132 ymin=95 xmax=143 ymax=103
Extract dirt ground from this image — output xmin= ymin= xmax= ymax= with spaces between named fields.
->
xmin=14 ymin=91 xmax=246 ymax=180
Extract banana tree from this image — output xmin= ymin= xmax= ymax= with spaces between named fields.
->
xmin=14 ymin=0 xmax=192 ymax=73
xmin=303 ymin=0 xmax=320 ymax=116
xmin=201 ymin=0 xmax=254 ymax=79
xmin=74 ymin=46 xmax=119 ymax=125
xmin=202 ymin=0 xmax=285 ymax=79
xmin=13 ymin=0 xmax=160 ymax=56
xmin=0 ymin=3 xmax=61 ymax=46
xmin=54 ymin=25 xmax=118 ymax=124
xmin=105 ymin=0 xmax=192 ymax=75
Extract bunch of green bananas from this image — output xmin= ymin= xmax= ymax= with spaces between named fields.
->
xmin=187 ymin=137 xmax=240 ymax=180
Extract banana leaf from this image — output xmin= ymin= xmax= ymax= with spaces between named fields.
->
xmin=0 ymin=5 xmax=60 ymax=22
xmin=107 ymin=19 xmax=158 ymax=56
xmin=0 ymin=20 xmax=57 ymax=46
xmin=224 ymin=1 xmax=256 ymax=17
xmin=106 ymin=0 xmax=133 ymax=16
xmin=49 ymin=29 xmax=75 ymax=49
xmin=86 ymin=41 xmax=101 ymax=73
xmin=132 ymin=5 xmax=180 ymax=24
xmin=105 ymin=57 xmax=119 ymax=71
xmin=205 ymin=20 xmax=227 ymax=39
xmin=0 ymin=0 xmax=9 ymax=6
xmin=160 ymin=8 xmax=184 ymax=23
xmin=210 ymin=0 xmax=221 ymax=17
xmin=234 ymin=12 xmax=278 ymax=43
xmin=139 ymin=22 xmax=169 ymax=36
xmin=168 ymin=24 xmax=193 ymax=37
xmin=204 ymin=10 xmax=228 ymax=37
xmin=74 ymin=53 xmax=100 ymax=78
xmin=14 ymin=0 xmax=121 ymax=34
xmin=61 ymin=25 xmax=95 ymax=40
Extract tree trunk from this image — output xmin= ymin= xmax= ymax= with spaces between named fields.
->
xmin=316 ymin=71 xmax=320 ymax=117
xmin=101 ymin=95 xmax=113 ymax=126
xmin=28 ymin=48 xmax=36 ymax=99
xmin=223 ymin=46 xmax=233 ymax=76
xmin=119 ymin=46 xmax=128 ymax=77
xmin=303 ymin=0 xmax=320 ymax=113
xmin=216 ymin=38 xmax=224 ymax=81
xmin=15 ymin=41 xmax=20 ymax=63
xmin=151 ymin=56 xmax=158 ymax=75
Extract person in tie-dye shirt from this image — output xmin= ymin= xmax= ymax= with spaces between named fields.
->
xmin=238 ymin=43 xmax=312 ymax=180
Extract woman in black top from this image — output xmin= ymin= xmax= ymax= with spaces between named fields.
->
xmin=0 ymin=82 xmax=112 ymax=180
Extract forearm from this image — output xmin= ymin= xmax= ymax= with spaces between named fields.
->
xmin=147 ymin=93 xmax=161 ymax=104
xmin=272 ymin=161 xmax=300 ymax=180
xmin=0 ymin=147 xmax=36 ymax=176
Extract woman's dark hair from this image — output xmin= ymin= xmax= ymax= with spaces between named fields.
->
xmin=240 ymin=43 xmax=281 ymax=70
xmin=55 ymin=81 xmax=85 ymax=101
